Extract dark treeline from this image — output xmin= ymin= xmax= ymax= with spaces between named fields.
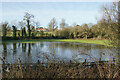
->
xmin=0 ymin=2 xmax=119 ymax=47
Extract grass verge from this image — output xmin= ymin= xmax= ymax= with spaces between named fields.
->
xmin=1 ymin=39 xmax=111 ymax=46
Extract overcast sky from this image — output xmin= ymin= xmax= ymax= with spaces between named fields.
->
xmin=1 ymin=2 xmax=112 ymax=28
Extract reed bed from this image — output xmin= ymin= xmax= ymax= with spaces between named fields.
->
xmin=1 ymin=56 xmax=120 ymax=79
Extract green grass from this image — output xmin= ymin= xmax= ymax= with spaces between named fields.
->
xmin=52 ymin=39 xmax=109 ymax=45
xmin=1 ymin=39 xmax=111 ymax=46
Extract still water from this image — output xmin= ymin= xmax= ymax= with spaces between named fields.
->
xmin=0 ymin=42 xmax=119 ymax=64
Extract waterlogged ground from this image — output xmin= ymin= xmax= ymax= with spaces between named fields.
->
xmin=0 ymin=42 xmax=119 ymax=64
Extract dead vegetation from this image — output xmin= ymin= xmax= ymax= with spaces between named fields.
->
xmin=1 ymin=57 xmax=120 ymax=79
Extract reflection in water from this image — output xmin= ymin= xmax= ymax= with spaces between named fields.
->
xmin=1 ymin=42 xmax=119 ymax=64
xmin=2 ymin=43 xmax=7 ymax=57
xmin=22 ymin=43 xmax=27 ymax=53
xmin=28 ymin=43 xmax=31 ymax=56
xmin=24 ymin=43 xmax=26 ymax=53
xmin=18 ymin=43 xmax=20 ymax=48
xmin=31 ymin=43 xmax=35 ymax=47
xmin=13 ymin=43 xmax=17 ymax=55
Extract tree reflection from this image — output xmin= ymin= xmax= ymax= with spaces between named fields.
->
xmin=13 ymin=43 xmax=17 ymax=55
xmin=2 ymin=43 xmax=7 ymax=57
xmin=28 ymin=43 xmax=31 ymax=56
xmin=22 ymin=43 xmax=26 ymax=52
xmin=24 ymin=43 xmax=26 ymax=52
xmin=18 ymin=43 xmax=21 ymax=48
xmin=31 ymin=43 xmax=35 ymax=47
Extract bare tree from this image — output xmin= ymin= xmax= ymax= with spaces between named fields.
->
xmin=48 ymin=18 xmax=57 ymax=32
xmin=19 ymin=21 xmax=25 ymax=28
xmin=102 ymin=2 xmax=118 ymax=23
xmin=12 ymin=25 xmax=17 ymax=38
xmin=60 ymin=18 xmax=66 ymax=29
xmin=101 ymin=2 xmax=119 ymax=47
xmin=34 ymin=21 xmax=40 ymax=29
xmin=23 ymin=12 xmax=34 ymax=38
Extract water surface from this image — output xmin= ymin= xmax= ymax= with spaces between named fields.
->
xmin=0 ymin=42 xmax=119 ymax=64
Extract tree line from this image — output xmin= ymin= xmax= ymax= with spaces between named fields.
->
xmin=0 ymin=2 xmax=119 ymax=47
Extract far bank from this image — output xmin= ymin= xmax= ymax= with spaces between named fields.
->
xmin=1 ymin=39 xmax=111 ymax=46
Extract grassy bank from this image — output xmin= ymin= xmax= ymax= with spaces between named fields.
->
xmin=1 ymin=39 xmax=110 ymax=46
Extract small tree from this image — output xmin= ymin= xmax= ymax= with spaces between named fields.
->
xmin=82 ymin=24 xmax=89 ymax=39
xmin=23 ymin=27 xmax=27 ymax=37
xmin=21 ymin=27 xmax=24 ymax=37
xmin=12 ymin=25 xmax=17 ymax=38
xmin=31 ymin=33 xmax=35 ymax=39
xmin=18 ymin=32 xmax=20 ymax=37
xmin=60 ymin=28 xmax=70 ymax=39
xmin=40 ymin=31 xmax=44 ymax=37
xmin=48 ymin=18 xmax=57 ymax=32
xmin=60 ymin=19 xmax=66 ymax=29
xmin=2 ymin=22 xmax=8 ymax=37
